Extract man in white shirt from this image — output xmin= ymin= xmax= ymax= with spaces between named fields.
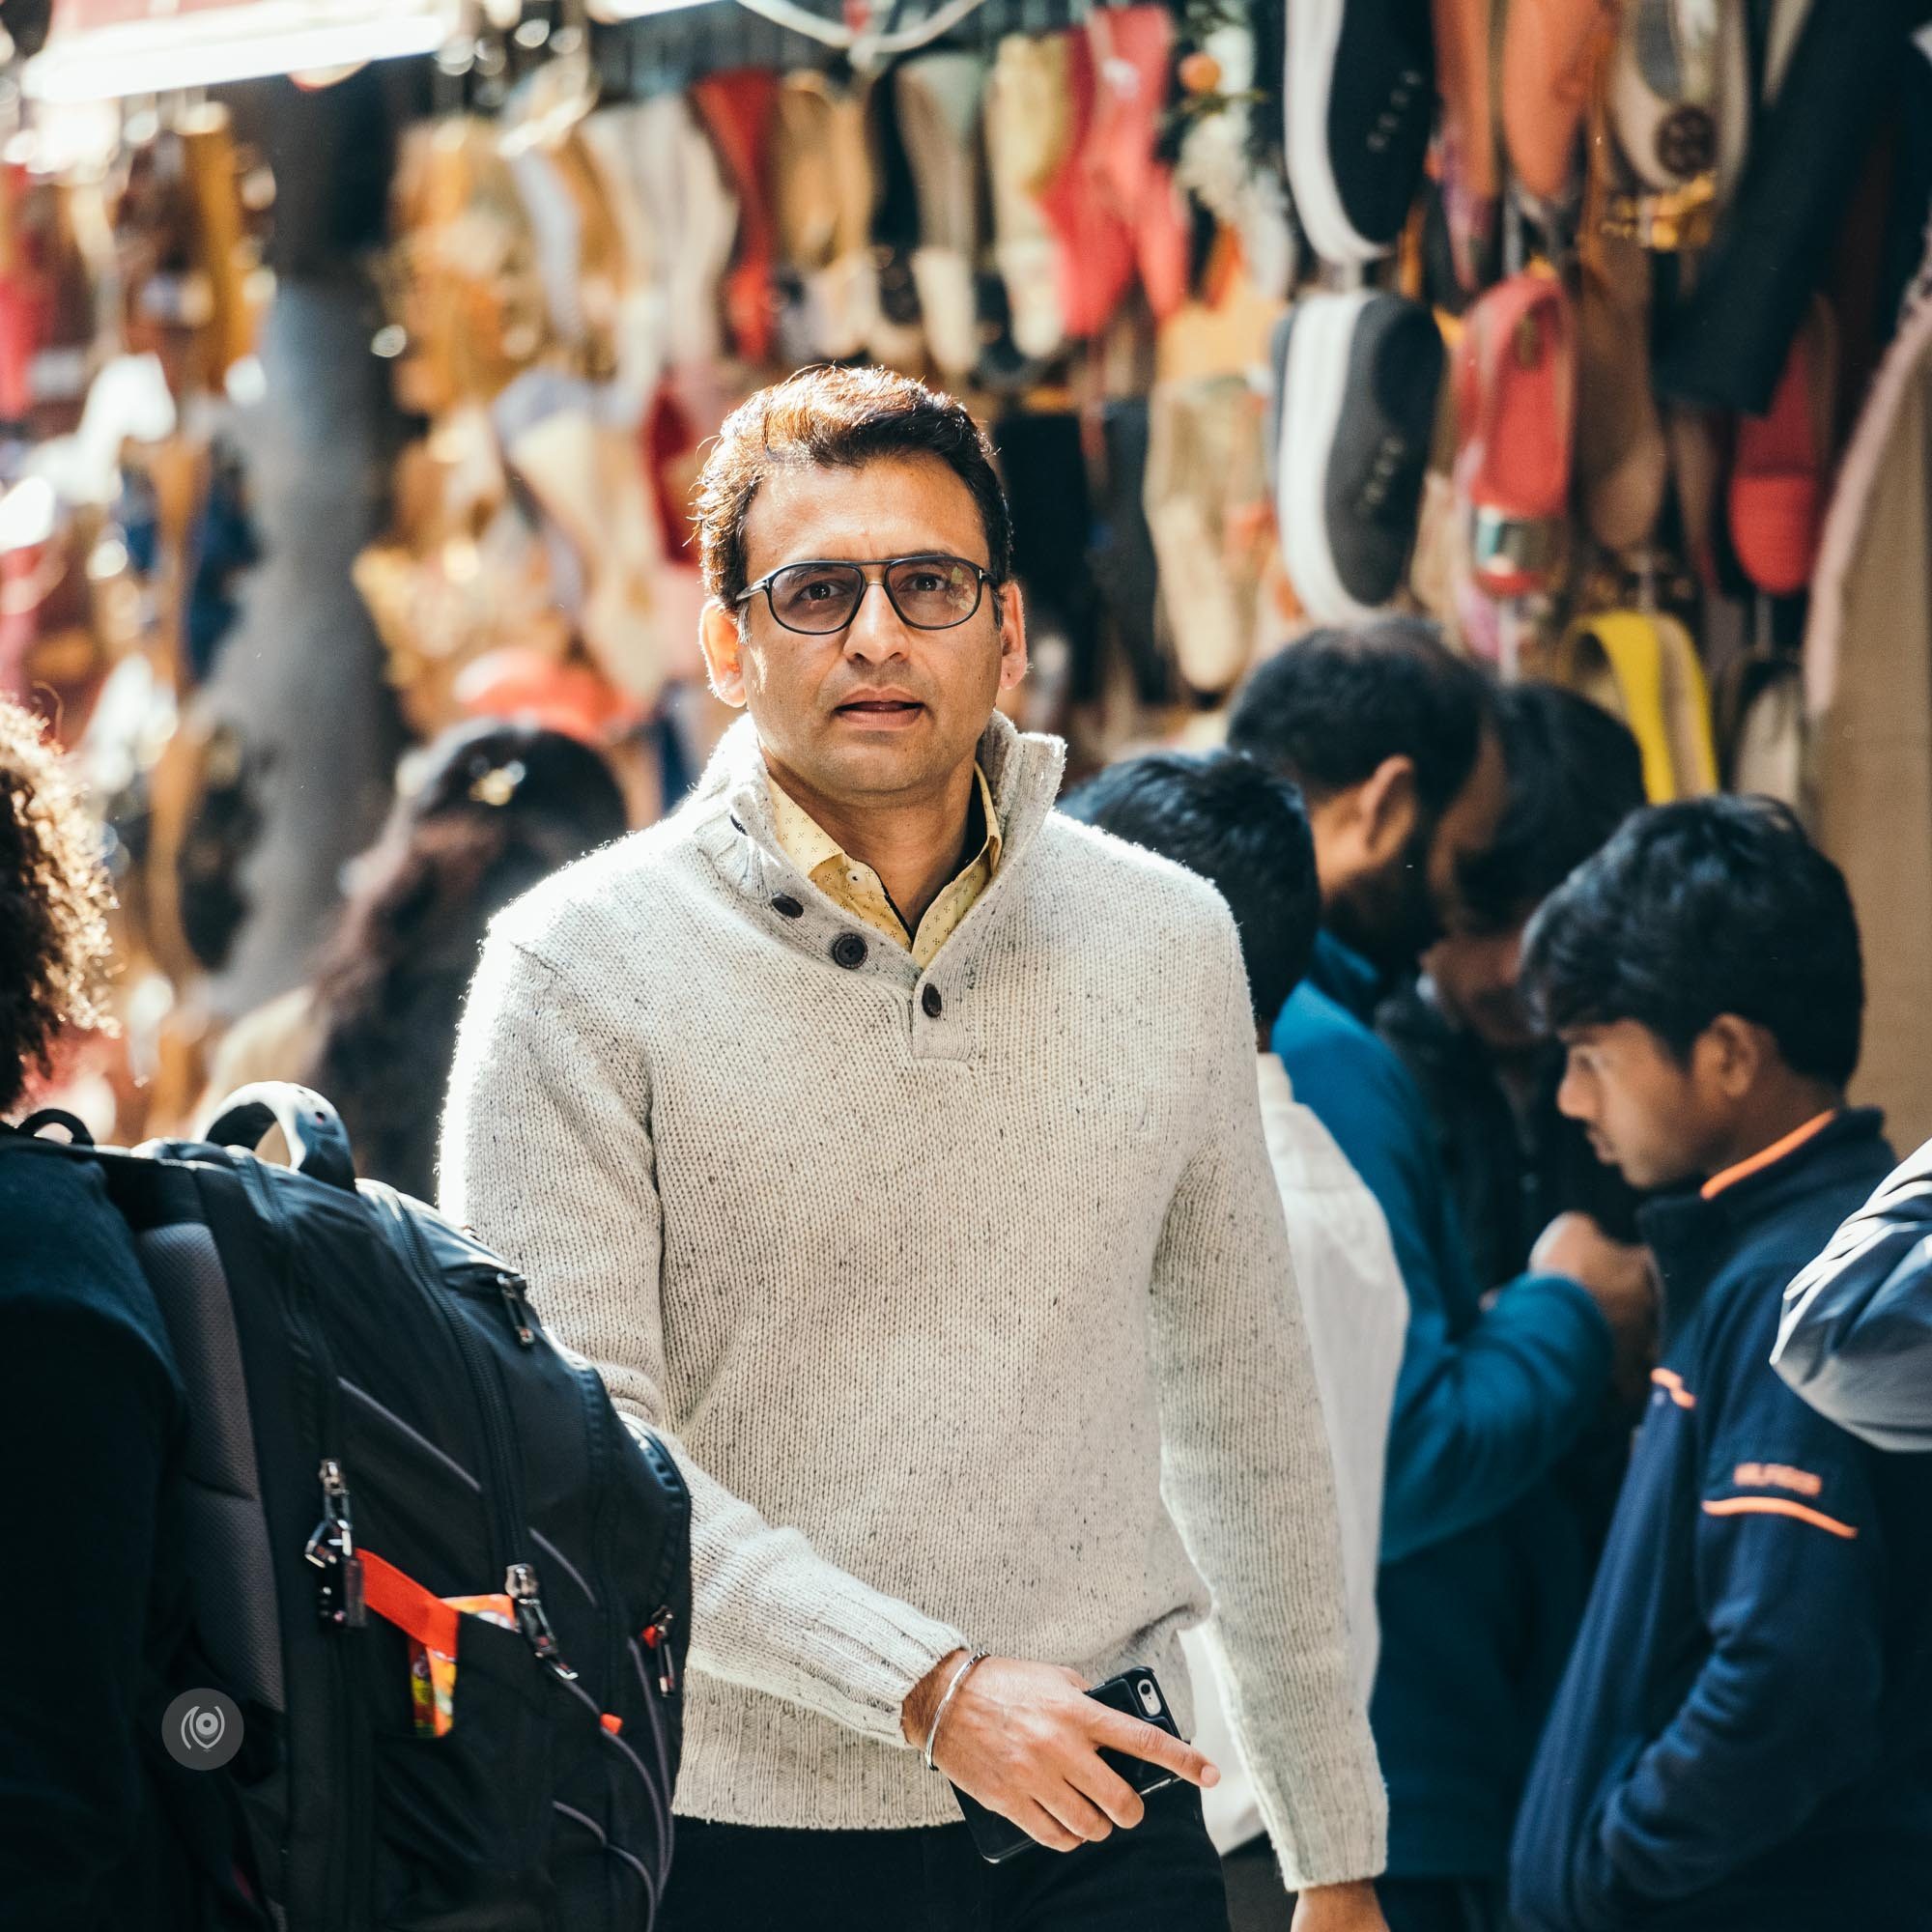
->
xmin=1064 ymin=750 xmax=1407 ymax=1929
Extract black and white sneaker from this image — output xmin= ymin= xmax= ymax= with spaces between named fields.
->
xmin=1268 ymin=289 xmax=1445 ymax=619
xmin=1285 ymin=0 xmax=1435 ymax=265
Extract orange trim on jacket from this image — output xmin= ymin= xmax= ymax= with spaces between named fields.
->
xmin=1701 ymin=1112 xmax=1839 ymax=1200
xmin=1651 ymin=1367 xmax=1697 ymax=1408
xmin=1701 ymin=1495 xmax=1859 ymax=1540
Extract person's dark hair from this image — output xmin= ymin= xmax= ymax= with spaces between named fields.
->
xmin=1520 ymin=795 xmax=1864 ymax=1085
xmin=1226 ymin=618 xmax=1493 ymax=816
xmin=1458 ymin=684 xmax=1647 ymax=934
xmin=692 ymin=364 xmax=1015 ymax=606
xmin=303 ymin=721 xmax=628 ymax=1199
xmin=0 ymin=698 xmax=116 ymax=1114
xmin=1061 ymin=750 xmax=1320 ymax=1032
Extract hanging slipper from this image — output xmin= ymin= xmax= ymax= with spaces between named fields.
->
xmin=895 ymin=50 xmax=989 ymax=382
xmin=984 ymin=32 xmax=1073 ymax=363
xmin=1085 ymin=6 xmax=1190 ymax=323
xmin=1146 ymin=374 xmax=1268 ymax=696
xmin=691 ymin=70 xmax=781 ymax=368
xmin=635 ymin=92 xmax=737 ymax=374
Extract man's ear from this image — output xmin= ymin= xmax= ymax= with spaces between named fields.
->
xmin=698 ymin=598 xmax=749 ymax=708
xmin=1702 ymin=1013 xmax=1770 ymax=1099
xmin=993 ymin=578 xmax=1028 ymax=691
xmin=1357 ymin=753 xmax=1420 ymax=867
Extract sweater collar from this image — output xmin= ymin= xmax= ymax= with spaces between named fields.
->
xmin=689 ymin=710 xmax=1067 ymax=988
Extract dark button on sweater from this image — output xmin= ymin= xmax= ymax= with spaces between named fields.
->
xmin=922 ymin=983 xmax=943 ymax=1019
xmin=771 ymin=895 xmax=804 ymax=920
xmin=831 ymin=932 xmax=868 ymax=970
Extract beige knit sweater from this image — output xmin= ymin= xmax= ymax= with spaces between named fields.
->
xmin=440 ymin=712 xmax=1387 ymax=1888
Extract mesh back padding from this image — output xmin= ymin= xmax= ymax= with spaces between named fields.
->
xmin=182 ymin=1485 xmax=285 ymax=1710
xmin=135 ymin=1222 xmax=284 ymax=1710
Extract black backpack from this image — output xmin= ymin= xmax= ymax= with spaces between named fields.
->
xmin=24 ymin=1082 xmax=690 ymax=1932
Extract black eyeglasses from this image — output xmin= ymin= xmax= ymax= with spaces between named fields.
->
xmin=733 ymin=554 xmax=997 ymax=636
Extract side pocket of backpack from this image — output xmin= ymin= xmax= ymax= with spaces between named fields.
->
xmin=369 ymin=1610 xmax=554 ymax=1932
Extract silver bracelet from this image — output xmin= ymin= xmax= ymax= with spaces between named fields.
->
xmin=923 ymin=1649 xmax=989 ymax=1773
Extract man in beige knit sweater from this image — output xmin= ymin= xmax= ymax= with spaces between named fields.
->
xmin=440 ymin=367 xmax=1388 ymax=1931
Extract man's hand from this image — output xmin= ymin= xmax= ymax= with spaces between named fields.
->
xmin=901 ymin=1652 xmax=1219 ymax=1853
xmin=1292 ymin=1881 xmax=1388 ymax=1932
xmin=1532 ymin=1210 xmax=1659 ymax=1401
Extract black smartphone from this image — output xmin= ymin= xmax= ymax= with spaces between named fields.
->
xmin=950 ymin=1667 xmax=1185 ymax=1865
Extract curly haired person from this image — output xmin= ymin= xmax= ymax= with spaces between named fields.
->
xmin=0 ymin=697 xmax=260 ymax=1929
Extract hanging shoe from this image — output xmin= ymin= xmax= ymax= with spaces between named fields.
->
xmin=1729 ymin=295 xmax=1836 ymax=597
xmin=1600 ymin=0 xmax=1750 ymax=253
xmin=1430 ymin=0 xmax=1499 ymax=292
xmin=1039 ymin=27 xmax=1137 ymax=341
xmin=1284 ymin=0 xmax=1434 ymax=267
xmin=1269 ymin=288 xmax=1445 ymax=621
xmin=691 ymin=70 xmax=781 ymax=368
xmin=1455 ymin=270 xmax=1575 ymax=600
xmin=895 ymin=51 xmax=989 ymax=382
xmin=1576 ymin=228 xmax=1667 ymax=554
xmin=984 ymin=34 xmax=1071 ymax=362
xmin=1502 ymin=0 xmax=1616 ymax=207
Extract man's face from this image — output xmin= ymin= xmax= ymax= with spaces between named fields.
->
xmin=1424 ymin=923 xmax=1538 ymax=1055
xmin=1554 ymin=1020 xmax=1721 ymax=1189
xmin=1328 ymin=724 xmax=1509 ymax=978
xmin=701 ymin=455 xmax=1025 ymax=808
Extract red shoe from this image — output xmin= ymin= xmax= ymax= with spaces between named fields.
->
xmin=1729 ymin=297 xmax=1835 ymax=597
xmin=1455 ymin=270 xmax=1575 ymax=599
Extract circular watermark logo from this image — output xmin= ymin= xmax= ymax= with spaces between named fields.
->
xmin=161 ymin=1689 xmax=243 ymax=1770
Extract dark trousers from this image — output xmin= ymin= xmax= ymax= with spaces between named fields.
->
xmin=659 ymin=1784 xmax=1230 ymax=1932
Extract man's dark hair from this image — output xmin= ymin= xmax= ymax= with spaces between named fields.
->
xmin=1061 ymin=750 xmax=1320 ymax=1032
xmin=1458 ymin=685 xmax=1647 ymax=934
xmin=0 ymin=697 xmax=115 ymax=1115
xmin=1521 ymin=795 xmax=1864 ymax=1085
xmin=1226 ymin=618 xmax=1492 ymax=816
xmin=693 ymin=365 xmax=1014 ymax=606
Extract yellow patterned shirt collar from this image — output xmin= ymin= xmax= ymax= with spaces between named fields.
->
xmin=765 ymin=763 xmax=1003 ymax=969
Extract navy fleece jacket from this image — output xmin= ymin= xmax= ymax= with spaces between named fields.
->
xmin=1512 ymin=1109 xmax=1932 ymax=1932
xmin=1273 ymin=934 xmax=1612 ymax=1877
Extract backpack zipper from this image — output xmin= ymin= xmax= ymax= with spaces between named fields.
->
xmin=371 ymin=1185 xmax=576 ymax=1680
xmin=640 ymin=1610 xmax=679 ymax=1696
xmin=231 ymin=1156 xmax=365 ymax=1930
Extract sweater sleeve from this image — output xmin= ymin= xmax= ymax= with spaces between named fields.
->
xmin=1283 ymin=1021 xmax=1612 ymax=1563
xmin=1583 ymin=1280 xmax=1889 ymax=1919
xmin=1149 ymin=914 xmax=1387 ymax=1890
xmin=440 ymin=932 xmax=966 ymax=1743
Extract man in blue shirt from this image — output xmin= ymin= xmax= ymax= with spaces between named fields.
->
xmin=1511 ymin=798 xmax=1931 ymax=1932
xmin=1227 ymin=623 xmax=1650 ymax=1932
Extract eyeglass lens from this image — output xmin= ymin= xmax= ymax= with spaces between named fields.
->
xmin=766 ymin=557 xmax=983 ymax=634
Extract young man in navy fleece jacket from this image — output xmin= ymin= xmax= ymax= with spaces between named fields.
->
xmin=1229 ymin=626 xmax=1650 ymax=1932
xmin=1511 ymin=797 xmax=1932 ymax=1932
